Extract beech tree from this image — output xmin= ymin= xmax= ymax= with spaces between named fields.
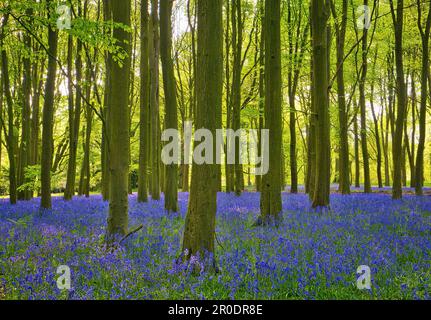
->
xmin=182 ymin=0 xmax=223 ymax=259
xmin=40 ymin=0 xmax=58 ymax=210
xmin=258 ymin=0 xmax=282 ymax=222
xmin=311 ymin=0 xmax=330 ymax=208
xmin=160 ymin=0 xmax=178 ymax=212
xmin=138 ymin=0 xmax=149 ymax=203
xmin=106 ymin=0 xmax=132 ymax=242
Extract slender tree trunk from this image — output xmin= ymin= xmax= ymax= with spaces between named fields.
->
xmin=106 ymin=0 xmax=131 ymax=243
xmin=150 ymin=0 xmax=160 ymax=200
xmin=256 ymin=0 xmax=264 ymax=192
xmin=40 ymin=2 xmax=58 ymax=209
xmin=415 ymin=0 xmax=431 ymax=195
xmin=258 ymin=0 xmax=282 ymax=222
xmin=225 ymin=0 xmax=233 ymax=193
xmin=82 ymin=64 xmax=92 ymax=197
xmin=359 ymin=0 xmax=371 ymax=193
xmin=287 ymin=3 xmax=308 ymax=194
xmin=390 ymin=0 xmax=407 ymax=199
xmin=1 ymin=14 xmax=17 ymax=205
xmin=331 ymin=0 xmax=350 ymax=194
xmin=307 ymin=36 xmax=316 ymax=197
xmin=370 ymin=79 xmax=383 ymax=188
xmin=182 ymin=0 xmax=223 ymax=261
xmin=102 ymin=0 xmax=112 ymax=201
xmin=354 ymin=109 xmax=360 ymax=188
xmin=160 ymin=0 xmax=178 ymax=212
xmin=65 ymin=9 xmax=83 ymax=200
xmin=382 ymin=100 xmax=391 ymax=186
xmin=138 ymin=0 xmax=149 ymax=203
xmin=232 ymin=0 xmax=244 ymax=196
xmin=311 ymin=0 xmax=331 ymax=208
xmin=65 ymin=36 xmax=75 ymax=199
xmin=18 ymin=9 xmax=33 ymax=200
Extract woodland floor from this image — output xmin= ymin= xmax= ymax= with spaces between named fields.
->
xmin=0 ymin=190 xmax=430 ymax=300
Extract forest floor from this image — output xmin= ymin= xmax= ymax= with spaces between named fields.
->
xmin=0 ymin=192 xmax=430 ymax=300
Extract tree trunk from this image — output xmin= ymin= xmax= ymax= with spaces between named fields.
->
xmin=331 ymin=0 xmax=350 ymax=194
xmin=258 ymin=0 xmax=282 ymax=222
xmin=255 ymin=0 xmax=264 ymax=192
xmin=287 ymin=2 xmax=309 ymax=194
xmin=64 ymin=32 xmax=83 ymax=200
xmin=232 ymin=0 xmax=244 ymax=196
xmin=182 ymin=0 xmax=223 ymax=261
xmin=371 ymin=85 xmax=383 ymax=189
xmin=81 ymin=63 xmax=92 ymax=197
xmin=415 ymin=0 xmax=431 ymax=195
xmin=1 ymin=14 xmax=17 ymax=205
xmin=150 ymin=0 xmax=160 ymax=200
xmin=390 ymin=0 xmax=407 ymax=200
xmin=359 ymin=0 xmax=371 ymax=193
xmin=40 ymin=2 xmax=58 ymax=209
xmin=102 ymin=0 xmax=112 ymax=201
xmin=160 ymin=0 xmax=178 ymax=212
xmin=106 ymin=0 xmax=131 ymax=243
xmin=311 ymin=0 xmax=331 ymax=208
xmin=18 ymin=9 xmax=33 ymax=200
xmin=138 ymin=0 xmax=150 ymax=203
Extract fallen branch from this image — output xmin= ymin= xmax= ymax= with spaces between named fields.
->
xmin=119 ymin=224 xmax=143 ymax=245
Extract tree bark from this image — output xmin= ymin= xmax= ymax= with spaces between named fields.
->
xmin=390 ymin=0 xmax=407 ymax=200
xmin=331 ymin=0 xmax=350 ymax=194
xmin=138 ymin=0 xmax=150 ymax=203
xmin=160 ymin=0 xmax=178 ymax=212
xmin=64 ymin=31 xmax=83 ymax=200
xmin=1 ymin=14 xmax=17 ymax=205
xmin=150 ymin=0 xmax=161 ymax=200
xmin=311 ymin=0 xmax=331 ymax=208
xmin=102 ymin=0 xmax=112 ymax=201
xmin=18 ymin=8 xmax=33 ymax=200
xmin=258 ymin=0 xmax=282 ymax=221
xmin=106 ymin=0 xmax=131 ymax=243
xmin=415 ymin=0 xmax=431 ymax=195
xmin=182 ymin=0 xmax=223 ymax=261
xmin=40 ymin=2 xmax=58 ymax=209
xmin=358 ymin=0 xmax=371 ymax=193
xmin=231 ymin=0 xmax=244 ymax=196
